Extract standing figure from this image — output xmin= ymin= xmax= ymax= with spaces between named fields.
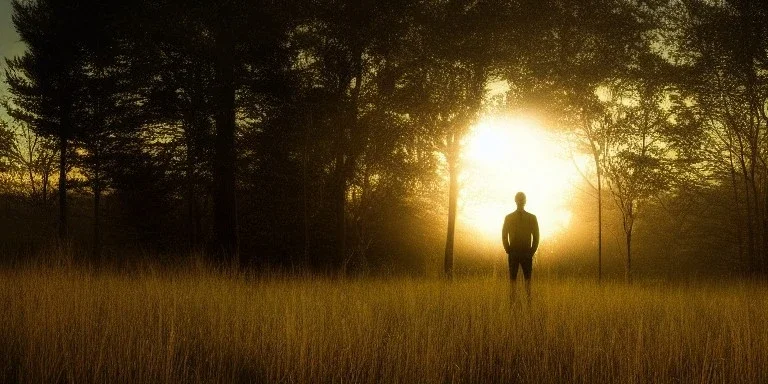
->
xmin=502 ymin=192 xmax=540 ymax=298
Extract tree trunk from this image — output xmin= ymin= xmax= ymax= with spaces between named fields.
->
xmin=185 ymin=158 xmax=200 ymax=253
xmin=748 ymin=153 xmax=762 ymax=268
xmin=183 ymin=122 xmax=202 ymax=254
xmin=585 ymin=119 xmax=603 ymax=282
xmin=334 ymin=168 xmax=347 ymax=270
xmin=737 ymin=149 xmax=756 ymax=271
xmin=744 ymin=173 xmax=757 ymax=272
xmin=623 ymin=200 xmax=634 ymax=283
xmin=444 ymin=134 xmax=458 ymax=278
xmin=597 ymin=164 xmax=603 ymax=282
xmin=727 ymin=141 xmax=744 ymax=263
xmin=331 ymin=87 xmax=348 ymax=270
xmin=625 ymin=228 xmax=632 ymax=283
xmin=761 ymin=163 xmax=768 ymax=277
xmin=27 ymin=161 xmax=37 ymax=200
xmin=302 ymin=113 xmax=311 ymax=269
xmin=57 ymin=135 xmax=68 ymax=242
xmin=93 ymin=181 xmax=101 ymax=264
xmin=42 ymin=168 xmax=49 ymax=205
xmin=212 ymin=12 xmax=239 ymax=266
xmin=334 ymin=48 xmax=365 ymax=272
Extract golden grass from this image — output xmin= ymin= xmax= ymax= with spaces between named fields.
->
xmin=1 ymin=267 xmax=767 ymax=383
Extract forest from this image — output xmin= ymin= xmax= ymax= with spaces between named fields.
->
xmin=1 ymin=0 xmax=767 ymax=280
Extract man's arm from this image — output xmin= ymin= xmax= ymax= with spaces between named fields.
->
xmin=531 ymin=215 xmax=540 ymax=255
xmin=502 ymin=216 xmax=510 ymax=254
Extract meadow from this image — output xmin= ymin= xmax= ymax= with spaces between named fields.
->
xmin=1 ymin=265 xmax=767 ymax=383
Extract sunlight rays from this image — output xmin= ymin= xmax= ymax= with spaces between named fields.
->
xmin=460 ymin=116 xmax=579 ymax=241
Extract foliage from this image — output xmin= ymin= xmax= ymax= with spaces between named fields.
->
xmin=0 ymin=0 xmax=767 ymax=276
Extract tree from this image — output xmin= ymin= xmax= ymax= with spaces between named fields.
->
xmin=0 ymin=107 xmax=56 ymax=204
xmin=403 ymin=0 xmax=501 ymax=278
xmin=5 ymin=0 xmax=90 ymax=242
xmin=409 ymin=60 xmax=486 ymax=278
xmin=136 ymin=0 xmax=294 ymax=265
xmin=599 ymin=59 xmax=675 ymax=281
xmin=666 ymin=0 xmax=768 ymax=277
xmin=284 ymin=0 xmax=417 ymax=270
xmin=497 ymin=0 xmax=658 ymax=281
xmin=131 ymin=1 xmax=217 ymax=254
xmin=7 ymin=0 xmax=150 ymax=259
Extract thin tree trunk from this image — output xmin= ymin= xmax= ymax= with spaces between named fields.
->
xmin=444 ymin=134 xmax=458 ymax=278
xmin=21 ymin=127 xmax=38 ymax=200
xmin=625 ymin=229 xmax=632 ymax=283
xmin=334 ymin=170 xmax=346 ymax=270
xmin=212 ymin=9 xmax=239 ymax=266
xmin=302 ymin=113 xmax=311 ymax=268
xmin=57 ymin=135 xmax=68 ymax=242
xmin=737 ymin=150 xmax=756 ymax=271
xmin=332 ymin=92 xmax=347 ymax=269
xmin=584 ymin=118 xmax=603 ymax=282
xmin=42 ymin=150 xmax=54 ymax=205
xmin=182 ymin=115 xmax=203 ymax=254
xmin=760 ymin=183 xmax=768 ymax=277
xmin=744 ymin=174 xmax=757 ymax=273
xmin=337 ymin=48 xmax=365 ymax=272
xmin=27 ymin=161 xmax=37 ymax=200
xmin=93 ymin=180 xmax=101 ymax=264
xmin=748 ymin=152 xmax=761 ymax=267
xmin=42 ymin=170 xmax=49 ymax=205
xmin=597 ymin=165 xmax=603 ymax=282
xmin=185 ymin=150 xmax=199 ymax=253
xmin=727 ymin=139 xmax=744 ymax=263
xmin=622 ymin=199 xmax=634 ymax=284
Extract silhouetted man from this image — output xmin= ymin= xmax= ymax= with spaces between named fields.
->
xmin=502 ymin=192 xmax=539 ymax=297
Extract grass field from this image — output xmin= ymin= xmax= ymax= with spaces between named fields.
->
xmin=1 ymin=266 xmax=767 ymax=383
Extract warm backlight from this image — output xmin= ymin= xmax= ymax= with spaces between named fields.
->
xmin=460 ymin=116 xmax=578 ymax=241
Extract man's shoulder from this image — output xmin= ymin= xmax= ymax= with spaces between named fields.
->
xmin=520 ymin=211 xmax=537 ymax=222
xmin=506 ymin=210 xmax=537 ymax=219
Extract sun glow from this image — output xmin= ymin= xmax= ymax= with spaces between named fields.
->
xmin=460 ymin=116 xmax=579 ymax=241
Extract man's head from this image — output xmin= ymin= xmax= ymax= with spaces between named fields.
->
xmin=515 ymin=192 xmax=526 ymax=210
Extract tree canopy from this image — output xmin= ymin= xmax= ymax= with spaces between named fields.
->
xmin=1 ymin=0 xmax=766 ymax=279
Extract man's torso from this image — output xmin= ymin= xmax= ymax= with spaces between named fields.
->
xmin=505 ymin=210 xmax=536 ymax=252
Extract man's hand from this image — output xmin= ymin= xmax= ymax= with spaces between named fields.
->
xmin=502 ymin=216 xmax=510 ymax=255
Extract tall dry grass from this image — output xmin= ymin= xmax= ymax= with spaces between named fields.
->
xmin=1 ymin=266 xmax=767 ymax=383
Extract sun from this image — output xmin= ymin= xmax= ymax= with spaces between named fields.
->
xmin=459 ymin=115 xmax=578 ymax=241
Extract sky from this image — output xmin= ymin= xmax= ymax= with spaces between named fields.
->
xmin=1 ymin=0 xmax=24 ymax=97
xmin=1 ymin=0 xmax=24 ymax=118
xmin=0 ymin=0 xmax=23 ymax=60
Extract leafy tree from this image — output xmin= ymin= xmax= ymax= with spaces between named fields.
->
xmin=499 ymin=0 xmax=659 ymax=280
xmin=409 ymin=0 xmax=500 ymax=278
xmin=7 ymin=0 xmax=149 ymax=259
xmin=665 ymin=0 xmax=768 ymax=276
xmin=4 ymin=0 xmax=92 ymax=241
xmin=283 ymin=0 xmax=418 ymax=270
xmin=128 ymin=0 xmax=296 ymax=265
xmin=600 ymin=74 xmax=674 ymax=282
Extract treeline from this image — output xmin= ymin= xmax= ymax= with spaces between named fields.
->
xmin=0 ymin=0 xmax=766 ymax=278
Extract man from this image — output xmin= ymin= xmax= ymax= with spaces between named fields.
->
xmin=502 ymin=192 xmax=539 ymax=295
